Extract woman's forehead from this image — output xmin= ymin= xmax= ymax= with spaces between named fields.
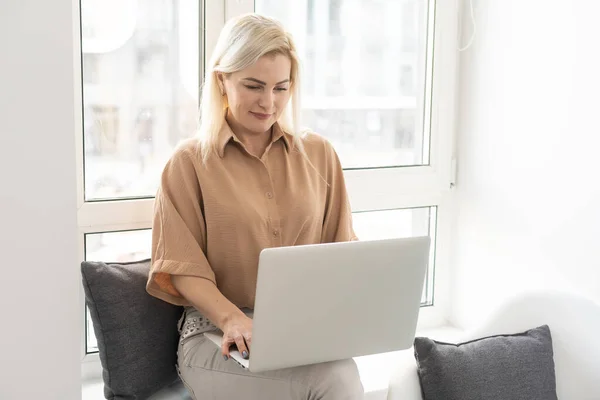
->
xmin=234 ymin=54 xmax=291 ymax=83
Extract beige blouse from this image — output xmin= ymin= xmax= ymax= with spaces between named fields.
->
xmin=147 ymin=121 xmax=357 ymax=309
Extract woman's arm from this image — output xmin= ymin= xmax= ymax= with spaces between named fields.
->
xmin=172 ymin=275 xmax=243 ymax=330
xmin=147 ymin=142 xmax=252 ymax=359
xmin=172 ymin=275 xmax=253 ymax=360
xmin=321 ymin=140 xmax=358 ymax=243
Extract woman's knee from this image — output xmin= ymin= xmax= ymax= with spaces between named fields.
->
xmin=309 ymin=359 xmax=364 ymax=400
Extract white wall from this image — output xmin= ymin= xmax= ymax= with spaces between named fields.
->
xmin=452 ymin=0 xmax=600 ymax=328
xmin=0 ymin=0 xmax=81 ymax=399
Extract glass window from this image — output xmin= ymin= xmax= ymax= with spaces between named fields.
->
xmin=81 ymin=0 xmax=201 ymax=201
xmin=84 ymin=206 xmax=436 ymax=353
xmin=353 ymin=207 xmax=437 ymax=305
xmin=255 ymin=0 xmax=431 ymax=169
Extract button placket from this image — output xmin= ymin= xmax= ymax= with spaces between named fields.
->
xmin=262 ymin=165 xmax=282 ymax=247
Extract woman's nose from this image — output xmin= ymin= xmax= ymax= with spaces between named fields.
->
xmin=258 ymin=90 xmax=275 ymax=110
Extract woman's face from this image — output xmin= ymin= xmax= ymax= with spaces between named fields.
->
xmin=219 ymin=53 xmax=292 ymax=136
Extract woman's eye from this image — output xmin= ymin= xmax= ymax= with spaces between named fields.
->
xmin=245 ymin=85 xmax=261 ymax=90
xmin=275 ymin=87 xmax=288 ymax=91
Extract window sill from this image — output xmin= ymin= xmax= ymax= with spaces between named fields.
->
xmin=82 ymin=325 xmax=464 ymax=400
xmin=355 ymin=325 xmax=463 ymax=397
xmin=81 ymin=378 xmax=103 ymax=400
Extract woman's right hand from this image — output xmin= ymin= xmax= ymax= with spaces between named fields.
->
xmin=221 ymin=313 xmax=253 ymax=361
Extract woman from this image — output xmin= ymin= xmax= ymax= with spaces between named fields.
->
xmin=147 ymin=13 xmax=363 ymax=399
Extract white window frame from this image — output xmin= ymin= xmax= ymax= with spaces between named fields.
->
xmin=77 ymin=0 xmax=460 ymax=378
xmin=76 ymin=0 xmax=219 ymax=378
xmin=230 ymin=0 xmax=459 ymax=328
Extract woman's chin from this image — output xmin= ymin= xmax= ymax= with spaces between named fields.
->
xmin=243 ymin=118 xmax=273 ymax=134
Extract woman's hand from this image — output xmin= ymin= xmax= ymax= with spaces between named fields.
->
xmin=221 ymin=313 xmax=253 ymax=361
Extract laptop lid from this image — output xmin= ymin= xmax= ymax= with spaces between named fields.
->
xmin=248 ymin=236 xmax=430 ymax=372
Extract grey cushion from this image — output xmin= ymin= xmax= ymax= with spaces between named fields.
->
xmin=413 ymin=325 xmax=558 ymax=400
xmin=81 ymin=259 xmax=186 ymax=400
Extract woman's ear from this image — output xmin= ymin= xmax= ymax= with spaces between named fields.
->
xmin=216 ymin=72 xmax=226 ymax=96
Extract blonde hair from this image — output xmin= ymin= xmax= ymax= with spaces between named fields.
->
xmin=198 ymin=13 xmax=305 ymax=162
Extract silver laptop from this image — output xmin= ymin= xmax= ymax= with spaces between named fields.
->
xmin=204 ymin=236 xmax=430 ymax=372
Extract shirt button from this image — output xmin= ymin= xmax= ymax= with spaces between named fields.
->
xmin=266 ymin=192 xmax=273 ymax=199
xmin=272 ymin=230 xmax=279 ymax=238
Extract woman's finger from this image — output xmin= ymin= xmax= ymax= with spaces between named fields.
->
xmin=221 ymin=336 xmax=233 ymax=360
xmin=233 ymin=333 xmax=249 ymax=359
xmin=244 ymin=332 xmax=252 ymax=350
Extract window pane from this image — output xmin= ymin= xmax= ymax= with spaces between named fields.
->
xmin=83 ymin=207 xmax=436 ymax=353
xmin=352 ymin=207 xmax=436 ymax=305
xmin=255 ymin=0 xmax=431 ymax=169
xmin=85 ymin=229 xmax=152 ymax=353
xmin=81 ymin=0 xmax=201 ymax=201
xmin=85 ymin=229 xmax=152 ymax=263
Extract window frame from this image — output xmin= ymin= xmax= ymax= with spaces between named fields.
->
xmin=76 ymin=0 xmax=214 ymax=369
xmin=242 ymin=0 xmax=459 ymax=328
xmin=76 ymin=0 xmax=460 ymax=374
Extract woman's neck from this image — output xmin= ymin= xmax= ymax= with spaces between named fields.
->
xmin=226 ymin=111 xmax=272 ymax=158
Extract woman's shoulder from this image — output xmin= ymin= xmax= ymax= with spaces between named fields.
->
xmin=298 ymin=129 xmax=336 ymax=157
xmin=167 ymin=137 xmax=203 ymax=165
xmin=172 ymin=137 xmax=202 ymax=158
xmin=162 ymin=138 xmax=204 ymax=176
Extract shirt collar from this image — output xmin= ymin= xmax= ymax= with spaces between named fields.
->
xmin=217 ymin=121 xmax=291 ymax=158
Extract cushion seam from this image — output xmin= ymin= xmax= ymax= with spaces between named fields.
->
xmin=81 ymin=263 xmax=114 ymax=395
xmin=423 ymin=324 xmax=549 ymax=347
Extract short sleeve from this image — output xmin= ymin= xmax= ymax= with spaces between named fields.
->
xmin=146 ymin=141 xmax=216 ymax=306
xmin=321 ymin=141 xmax=358 ymax=243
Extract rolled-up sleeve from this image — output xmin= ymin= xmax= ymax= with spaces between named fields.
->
xmin=146 ymin=141 xmax=216 ymax=306
xmin=321 ymin=141 xmax=358 ymax=243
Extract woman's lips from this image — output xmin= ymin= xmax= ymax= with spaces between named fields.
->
xmin=250 ymin=112 xmax=272 ymax=120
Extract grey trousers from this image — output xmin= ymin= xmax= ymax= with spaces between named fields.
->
xmin=177 ymin=334 xmax=364 ymax=400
